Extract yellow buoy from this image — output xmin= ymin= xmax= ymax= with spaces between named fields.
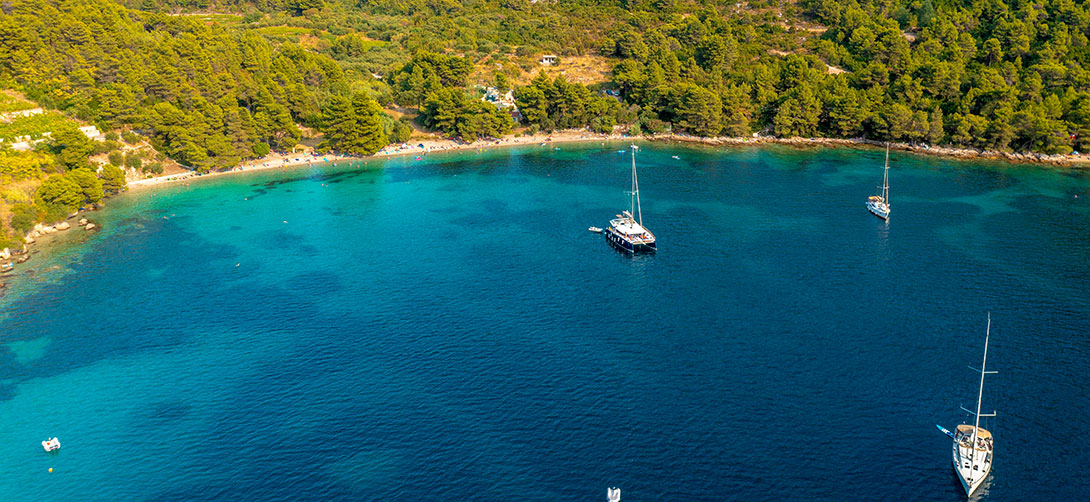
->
xmin=48 ymin=468 xmax=53 ymax=473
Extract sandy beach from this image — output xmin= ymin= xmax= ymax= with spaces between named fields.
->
xmin=124 ymin=130 xmax=616 ymax=191
xmin=126 ymin=151 xmax=357 ymax=190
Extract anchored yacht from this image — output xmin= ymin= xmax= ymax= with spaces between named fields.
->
xmin=940 ymin=315 xmax=997 ymax=496
xmin=867 ymin=144 xmax=891 ymax=220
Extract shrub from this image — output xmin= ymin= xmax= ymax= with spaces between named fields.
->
xmin=66 ymin=168 xmax=104 ymax=204
xmin=99 ymin=164 xmax=127 ymax=193
xmin=9 ymin=203 xmax=38 ymax=233
xmin=253 ymin=142 xmax=271 ymax=157
xmin=0 ymin=188 xmax=29 ymax=203
xmin=35 ymin=175 xmax=82 ymax=212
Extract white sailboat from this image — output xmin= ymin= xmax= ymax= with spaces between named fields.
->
xmin=604 ymin=145 xmax=656 ymax=253
xmin=607 ymin=487 xmax=621 ymax=502
xmin=943 ymin=315 xmax=997 ymax=497
xmin=867 ymin=144 xmax=891 ymax=220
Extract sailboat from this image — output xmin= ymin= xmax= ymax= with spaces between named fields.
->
xmin=604 ymin=145 xmax=656 ymax=253
xmin=939 ymin=315 xmax=997 ymax=497
xmin=867 ymin=144 xmax=891 ymax=220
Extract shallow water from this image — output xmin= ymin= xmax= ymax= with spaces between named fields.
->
xmin=1 ymin=143 xmax=1088 ymax=500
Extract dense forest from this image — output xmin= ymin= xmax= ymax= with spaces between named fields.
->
xmin=2 ymin=0 xmax=1090 ymax=246
xmin=7 ymin=0 xmax=1090 ymax=155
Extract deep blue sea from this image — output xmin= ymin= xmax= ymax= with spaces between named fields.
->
xmin=1 ymin=143 xmax=1089 ymax=501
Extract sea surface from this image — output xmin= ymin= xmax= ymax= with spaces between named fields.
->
xmin=1 ymin=143 xmax=1088 ymax=501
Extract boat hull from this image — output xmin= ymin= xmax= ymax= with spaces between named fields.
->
xmin=866 ymin=200 xmax=890 ymax=220
xmin=604 ymin=227 xmax=656 ymax=253
xmin=952 ymin=428 xmax=992 ymax=497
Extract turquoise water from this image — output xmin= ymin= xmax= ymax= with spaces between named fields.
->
xmin=1 ymin=143 xmax=1088 ymax=500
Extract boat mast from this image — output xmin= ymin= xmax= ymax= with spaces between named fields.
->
xmin=631 ymin=145 xmax=643 ymax=225
xmin=883 ymin=144 xmax=890 ymax=203
xmin=966 ymin=314 xmax=996 ymax=485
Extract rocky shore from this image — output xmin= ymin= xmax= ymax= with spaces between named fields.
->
xmin=0 ymin=208 xmax=100 ymax=288
xmin=649 ymin=133 xmax=1090 ymax=167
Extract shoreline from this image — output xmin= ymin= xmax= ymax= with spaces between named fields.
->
xmin=126 ymin=130 xmax=1090 ymax=193
xmin=126 ymin=152 xmax=358 ymax=191
xmin=647 ymin=134 xmax=1090 ymax=168
xmin=125 ymin=130 xmax=618 ymax=191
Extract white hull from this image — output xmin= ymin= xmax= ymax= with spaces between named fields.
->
xmin=867 ymin=200 xmax=889 ymax=219
xmin=42 ymin=437 xmax=60 ymax=452
xmin=952 ymin=430 xmax=991 ymax=496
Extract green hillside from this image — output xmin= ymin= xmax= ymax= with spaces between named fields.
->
xmin=2 ymin=0 xmax=1088 ymax=247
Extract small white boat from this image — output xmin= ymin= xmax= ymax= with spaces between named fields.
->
xmin=671 ymin=155 xmax=679 ymax=159
xmin=608 ymin=487 xmax=621 ymax=502
xmin=588 ymin=226 xmax=603 ymax=233
xmin=42 ymin=437 xmax=60 ymax=452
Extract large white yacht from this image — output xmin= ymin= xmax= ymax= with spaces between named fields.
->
xmin=942 ymin=315 xmax=997 ymax=496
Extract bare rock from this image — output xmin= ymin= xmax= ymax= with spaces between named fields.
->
xmin=85 ymin=223 xmax=97 ymax=231
xmin=56 ymin=221 xmax=71 ymax=230
xmin=42 ymin=226 xmax=57 ymax=234
xmin=25 ymin=235 xmax=35 ymax=243
xmin=78 ymin=218 xmax=88 ymax=226
xmin=0 ymin=248 xmax=8 ymax=260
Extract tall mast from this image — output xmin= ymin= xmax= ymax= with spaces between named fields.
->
xmin=632 ymin=145 xmax=643 ymax=225
xmin=883 ymin=144 xmax=890 ymax=203
xmin=971 ymin=315 xmax=991 ymax=448
xmin=962 ymin=313 xmax=998 ymax=487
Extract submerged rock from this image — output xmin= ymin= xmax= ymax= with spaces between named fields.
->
xmin=85 ymin=223 xmax=97 ymax=231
